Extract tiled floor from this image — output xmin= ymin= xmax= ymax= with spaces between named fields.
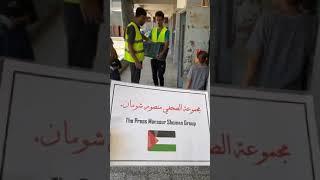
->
xmin=121 ymin=56 xmax=178 ymax=88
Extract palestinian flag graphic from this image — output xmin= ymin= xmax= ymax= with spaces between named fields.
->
xmin=148 ymin=130 xmax=176 ymax=152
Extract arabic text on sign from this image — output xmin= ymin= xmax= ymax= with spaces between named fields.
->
xmin=211 ymin=133 xmax=291 ymax=166
xmin=34 ymin=120 xmax=105 ymax=155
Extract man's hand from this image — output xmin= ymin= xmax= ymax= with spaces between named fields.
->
xmin=242 ymin=53 xmax=259 ymax=88
xmin=156 ymin=52 xmax=163 ymax=59
xmin=186 ymin=79 xmax=192 ymax=89
xmin=80 ymin=0 xmax=102 ymax=24
xmin=142 ymin=34 xmax=150 ymax=42
xmin=135 ymin=62 xmax=143 ymax=69
xmin=157 ymin=41 xmax=169 ymax=59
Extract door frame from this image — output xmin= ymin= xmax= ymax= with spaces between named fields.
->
xmin=177 ymin=10 xmax=187 ymax=88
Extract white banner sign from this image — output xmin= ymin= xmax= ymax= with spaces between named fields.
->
xmin=0 ymin=60 xmax=109 ymax=180
xmin=211 ymin=87 xmax=320 ymax=180
xmin=110 ymin=81 xmax=210 ymax=166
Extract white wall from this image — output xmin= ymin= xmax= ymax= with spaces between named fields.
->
xmin=172 ymin=0 xmax=210 ymax=88
xmin=310 ymin=20 xmax=320 ymax=140
xmin=173 ymin=12 xmax=181 ymax=65
xmin=183 ymin=0 xmax=210 ymax=76
xmin=177 ymin=0 xmax=187 ymax=9
xmin=110 ymin=11 xmax=123 ymax=26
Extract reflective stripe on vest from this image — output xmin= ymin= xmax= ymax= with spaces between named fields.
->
xmin=64 ymin=0 xmax=80 ymax=4
xmin=151 ymin=27 xmax=168 ymax=43
xmin=124 ymin=22 xmax=145 ymax=63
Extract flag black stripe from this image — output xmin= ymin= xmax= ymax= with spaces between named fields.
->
xmin=150 ymin=130 xmax=175 ymax=138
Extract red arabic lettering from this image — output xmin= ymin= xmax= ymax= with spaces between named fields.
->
xmin=120 ymin=100 xmax=201 ymax=114
xmin=255 ymin=145 xmax=290 ymax=165
xmin=34 ymin=124 xmax=61 ymax=147
xmin=70 ymin=129 xmax=105 ymax=154
xmin=34 ymin=121 xmax=105 ymax=155
xmin=211 ymin=133 xmax=290 ymax=166
xmin=212 ymin=133 xmax=229 ymax=155
xmin=234 ymin=143 xmax=259 ymax=159
xmin=64 ymin=120 xmax=79 ymax=144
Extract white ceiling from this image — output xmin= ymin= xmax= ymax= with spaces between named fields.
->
xmin=134 ymin=0 xmax=176 ymax=5
xmin=111 ymin=0 xmax=178 ymax=17
xmin=138 ymin=4 xmax=176 ymax=16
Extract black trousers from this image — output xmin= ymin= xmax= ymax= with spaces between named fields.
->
xmin=151 ymin=59 xmax=166 ymax=86
xmin=63 ymin=3 xmax=100 ymax=69
xmin=130 ymin=62 xmax=142 ymax=83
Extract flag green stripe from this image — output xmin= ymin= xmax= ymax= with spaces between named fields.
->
xmin=150 ymin=144 xmax=176 ymax=151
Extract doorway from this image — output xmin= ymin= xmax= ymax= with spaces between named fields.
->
xmin=177 ymin=11 xmax=186 ymax=88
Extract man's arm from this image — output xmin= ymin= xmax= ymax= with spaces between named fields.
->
xmin=127 ymin=26 xmax=138 ymax=62
xmin=159 ymin=41 xmax=169 ymax=55
xmin=128 ymin=43 xmax=139 ymax=63
xmin=128 ymin=43 xmax=142 ymax=69
xmin=158 ymin=30 xmax=170 ymax=58
xmin=186 ymin=66 xmax=193 ymax=89
xmin=126 ymin=26 xmax=142 ymax=69
xmin=186 ymin=79 xmax=192 ymax=89
xmin=242 ymin=16 xmax=265 ymax=87
xmin=242 ymin=53 xmax=259 ymax=87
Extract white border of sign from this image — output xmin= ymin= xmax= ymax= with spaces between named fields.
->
xmin=0 ymin=59 xmax=110 ymax=179
xmin=110 ymin=80 xmax=210 ymax=166
xmin=210 ymin=86 xmax=320 ymax=180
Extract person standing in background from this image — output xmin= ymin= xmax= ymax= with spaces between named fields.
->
xmin=242 ymin=0 xmax=318 ymax=90
xmin=63 ymin=0 xmax=103 ymax=69
xmin=0 ymin=0 xmax=37 ymax=61
xmin=187 ymin=50 xmax=209 ymax=90
xmin=149 ymin=11 xmax=170 ymax=87
xmin=124 ymin=7 xmax=149 ymax=84
xmin=110 ymin=38 xmax=121 ymax=81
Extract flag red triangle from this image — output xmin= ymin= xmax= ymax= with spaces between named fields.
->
xmin=148 ymin=131 xmax=158 ymax=150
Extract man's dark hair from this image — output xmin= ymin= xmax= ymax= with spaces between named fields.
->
xmin=136 ymin=7 xmax=147 ymax=17
xmin=155 ymin=11 xmax=165 ymax=18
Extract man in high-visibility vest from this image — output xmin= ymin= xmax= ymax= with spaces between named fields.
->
xmin=63 ymin=0 xmax=103 ymax=69
xmin=149 ymin=11 xmax=169 ymax=86
xmin=124 ymin=7 xmax=149 ymax=83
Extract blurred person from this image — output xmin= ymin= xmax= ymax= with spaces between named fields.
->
xmin=187 ymin=50 xmax=209 ymax=90
xmin=124 ymin=7 xmax=149 ymax=84
xmin=149 ymin=11 xmax=170 ymax=87
xmin=0 ymin=0 xmax=37 ymax=60
xmin=300 ymin=0 xmax=317 ymax=14
xmin=63 ymin=0 xmax=103 ymax=69
xmin=242 ymin=0 xmax=318 ymax=90
xmin=110 ymin=38 xmax=121 ymax=81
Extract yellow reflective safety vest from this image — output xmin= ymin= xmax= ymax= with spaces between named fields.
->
xmin=124 ymin=22 xmax=145 ymax=63
xmin=64 ymin=0 xmax=80 ymax=4
xmin=151 ymin=27 xmax=168 ymax=43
